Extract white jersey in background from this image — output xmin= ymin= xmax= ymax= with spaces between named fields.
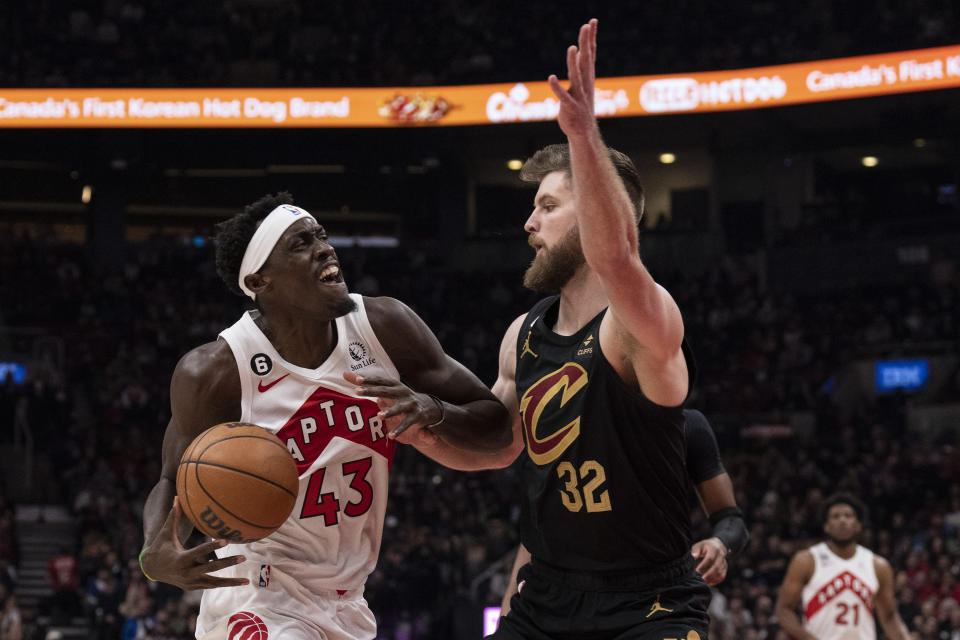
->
xmin=196 ymin=294 xmax=397 ymax=640
xmin=801 ymin=542 xmax=879 ymax=640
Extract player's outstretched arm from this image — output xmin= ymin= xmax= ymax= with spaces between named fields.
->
xmin=381 ymin=313 xmax=526 ymax=470
xmin=774 ymin=550 xmax=820 ymax=640
xmin=355 ymin=297 xmax=515 ymax=463
xmin=550 ymin=19 xmax=687 ymax=407
xmin=140 ymin=342 xmax=248 ymax=590
xmin=874 ymin=555 xmax=911 ymax=639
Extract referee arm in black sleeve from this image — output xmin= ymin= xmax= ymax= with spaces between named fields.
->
xmin=685 ymin=409 xmax=749 ymax=586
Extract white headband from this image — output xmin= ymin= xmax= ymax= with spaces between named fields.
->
xmin=238 ymin=204 xmax=316 ymax=299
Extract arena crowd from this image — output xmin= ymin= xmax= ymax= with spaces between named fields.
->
xmin=0 ymin=229 xmax=957 ymax=638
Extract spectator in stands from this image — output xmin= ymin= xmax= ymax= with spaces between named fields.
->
xmin=46 ymin=547 xmax=80 ymax=625
xmin=86 ymin=567 xmax=122 ymax=639
xmin=120 ymin=594 xmax=153 ymax=640
xmin=0 ymin=507 xmax=16 ymax=572
xmin=0 ymin=591 xmax=22 ymax=640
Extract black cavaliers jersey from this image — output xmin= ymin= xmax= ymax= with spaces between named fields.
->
xmin=515 ymin=296 xmax=696 ymax=572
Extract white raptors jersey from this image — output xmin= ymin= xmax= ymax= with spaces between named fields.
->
xmin=213 ymin=294 xmax=397 ymax=593
xmin=802 ymin=542 xmax=878 ymax=640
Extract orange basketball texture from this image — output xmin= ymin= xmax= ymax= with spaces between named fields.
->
xmin=176 ymin=422 xmax=299 ymax=542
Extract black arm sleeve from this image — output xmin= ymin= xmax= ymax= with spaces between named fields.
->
xmin=710 ymin=507 xmax=750 ymax=557
xmin=684 ymin=409 xmax=725 ymax=484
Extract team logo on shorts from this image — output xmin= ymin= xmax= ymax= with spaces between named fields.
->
xmin=227 ymin=612 xmax=268 ymax=640
xmin=258 ymin=564 xmax=271 ymax=588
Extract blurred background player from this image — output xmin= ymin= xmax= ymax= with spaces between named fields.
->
xmin=775 ymin=492 xmax=910 ymax=640
xmin=139 ymin=193 xmax=510 ymax=639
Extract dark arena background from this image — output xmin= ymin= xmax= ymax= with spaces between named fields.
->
xmin=1 ymin=2 xmax=960 ymax=639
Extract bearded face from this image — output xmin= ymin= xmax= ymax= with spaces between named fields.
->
xmin=523 ymin=224 xmax=585 ymax=293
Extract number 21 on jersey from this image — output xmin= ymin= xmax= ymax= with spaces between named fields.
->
xmin=835 ymin=602 xmax=860 ymax=625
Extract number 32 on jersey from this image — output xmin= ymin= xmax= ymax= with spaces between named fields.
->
xmin=557 ymin=459 xmax=612 ymax=513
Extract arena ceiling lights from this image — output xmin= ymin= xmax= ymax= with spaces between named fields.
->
xmin=2 ymin=45 xmax=959 ymax=128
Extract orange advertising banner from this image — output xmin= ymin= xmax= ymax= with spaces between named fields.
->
xmin=2 ymin=45 xmax=959 ymax=128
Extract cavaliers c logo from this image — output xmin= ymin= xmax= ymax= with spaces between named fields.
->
xmin=519 ymin=363 xmax=588 ymax=465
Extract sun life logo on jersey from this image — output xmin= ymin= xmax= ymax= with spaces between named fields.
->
xmin=348 ymin=341 xmax=376 ymax=371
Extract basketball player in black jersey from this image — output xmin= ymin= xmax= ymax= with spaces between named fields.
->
xmin=365 ymin=18 xmax=713 ymax=640
xmin=498 ymin=409 xmax=749 ymax=621
xmin=683 ymin=410 xmax=749 ymax=587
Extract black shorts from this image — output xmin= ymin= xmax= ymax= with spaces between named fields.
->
xmin=492 ymin=555 xmax=710 ymax=640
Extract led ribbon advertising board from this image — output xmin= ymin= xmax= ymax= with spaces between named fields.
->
xmin=2 ymin=45 xmax=959 ymax=127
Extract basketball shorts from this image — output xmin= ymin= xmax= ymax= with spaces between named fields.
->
xmin=195 ymin=562 xmax=376 ymax=640
xmin=492 ymin=554 xmax=710 ymax=640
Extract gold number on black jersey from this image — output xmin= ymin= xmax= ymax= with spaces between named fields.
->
xmin=556 ymin=460 xmax=612 ymax=513
xmin=557 ymin=462 xmax=584 ymax=511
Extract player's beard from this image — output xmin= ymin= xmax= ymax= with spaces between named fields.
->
xmin=523 ymin=226 xmax=586 ymax=293
xmin=331 ymin=294 xmax=358 ymax=318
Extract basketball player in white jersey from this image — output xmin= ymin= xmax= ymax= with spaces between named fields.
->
xmin=139 ymin=192 xmax=511 ymax=640
xmin=775 ymin=493 xmax=910 ymax=640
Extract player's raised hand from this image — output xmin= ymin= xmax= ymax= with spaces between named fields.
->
xmin=548 ymin=18 xmax=598 ymax=139
xmin=140 ymin=497 xmax=249 ymax=590
xmin=343 ymin=371 xmax=441 ymax=445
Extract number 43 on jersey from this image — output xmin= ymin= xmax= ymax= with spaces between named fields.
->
xmin=300 ymin=457 xmax=374 ymax=526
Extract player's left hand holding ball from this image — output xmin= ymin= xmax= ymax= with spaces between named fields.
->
xmin=343 ymin=372 xmax=441 ymax=445
xmin=141 ymin=497 xmax=249 ymax=590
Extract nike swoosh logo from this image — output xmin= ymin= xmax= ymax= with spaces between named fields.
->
xmin=257 ymin=374 xmax=289 ymax=392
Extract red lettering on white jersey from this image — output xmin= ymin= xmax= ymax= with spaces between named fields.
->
xmin=276 ymin=386 xmax=393 ymax=471
xmin=804 ymin=570 xmax=874 ymax=620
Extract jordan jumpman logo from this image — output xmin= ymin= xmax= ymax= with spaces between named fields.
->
xmin=646 ymin=595 xmax=673 ymax=618
xmin=520 ymin=330 xmax=539 ymax=359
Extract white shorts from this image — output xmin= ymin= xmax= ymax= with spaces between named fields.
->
xmin=196 ymin=562 xmax=376 ymax=640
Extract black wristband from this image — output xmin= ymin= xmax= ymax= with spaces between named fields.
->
xmin=709 ymin=507 xmax=749 ymax=557
xmin=708 ymin=506 xmax=743 ymax=526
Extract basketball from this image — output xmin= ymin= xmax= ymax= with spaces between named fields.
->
xmin=176 ymin=422 xmax=299 ymax=543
